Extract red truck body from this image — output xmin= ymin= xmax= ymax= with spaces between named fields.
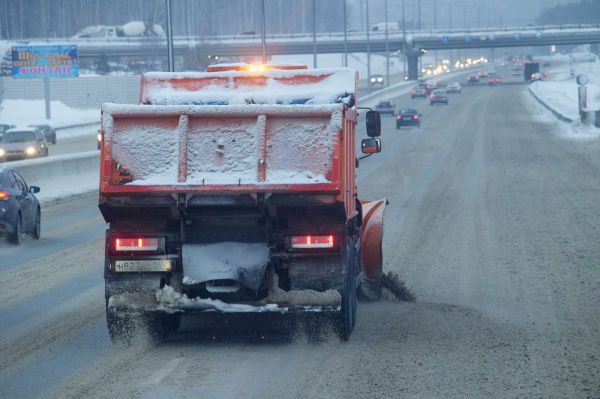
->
xmin=99 ymin=66 xmax=384 ymax=342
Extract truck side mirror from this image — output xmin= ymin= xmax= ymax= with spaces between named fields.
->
xmin=361 ymin=138 xmax=381 ymax=154
xmin=366 ymin=111 xmax=381 ymax=137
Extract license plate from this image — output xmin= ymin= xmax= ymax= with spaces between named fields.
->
xmin=113 ymin=259 xmax=172 ymax=272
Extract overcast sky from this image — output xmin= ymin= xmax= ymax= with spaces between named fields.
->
xmin=349 ymin=0 xmax=578 ymax=31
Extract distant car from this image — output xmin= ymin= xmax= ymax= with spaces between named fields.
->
xmin=0 ymin=124 xmax=16 ymax=141
xmin=425 ymin=79 xmax=438 ymax=92
xmin=411 ymin=83 xmax=429 ymax=98
xmin=395 ymin=108 xmax=421 ymax=129
xmin=446 ymin=82 xmax=462 ymax=93
xmin=0 ymin=128 xmax=49 ymax=162
xmin=530 ymin=72 xmax=543 ymax=81
xmin=477 ymin=71 xmax=488 ymax=79
xmin=29 ymin=124 xmax=56 ymax=144
xmin=0 ymin=166 xmax=41 ymax=244
xmin=430 ymin=89 xmax=449 ymax=105
xmin=542 ymin=61 xmax=551 ymax=67
xmin=512 ymin=68 xmax=522 ymax=76
xmin=466 ymin=75 xmax=479 ymax=84
xmin=370 ymin=74 xmax=384 ymax=86
xmin=488 ymin=76 xmax=503 ymax=85
xmin=375 ymin=101 xmax=395 ymax=115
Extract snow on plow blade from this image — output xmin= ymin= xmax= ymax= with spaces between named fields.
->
xmin=360 ymin=199 xmax=387 ymax=300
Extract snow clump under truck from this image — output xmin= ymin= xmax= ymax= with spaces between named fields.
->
xmin=99 ymin=64 xmax=386 ymax=342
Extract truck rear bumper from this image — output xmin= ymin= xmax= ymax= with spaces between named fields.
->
xmin=107 ymin=285 xmax=341 ymax=316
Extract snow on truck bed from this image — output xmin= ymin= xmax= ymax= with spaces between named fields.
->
xmin=102 ymin=103 xmax=343 ymax=186
xmin=140 ymin=68 xmax=356 ymax=106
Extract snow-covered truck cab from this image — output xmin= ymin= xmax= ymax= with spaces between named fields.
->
xmin=99 ymin=65 xmax=386 ymax=342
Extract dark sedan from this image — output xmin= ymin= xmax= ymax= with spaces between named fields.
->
xmin=29 ymin=124 xmax=57 ymax=144
xmin=396 ymin=108 xmax=421 ymax=128
xmin=0 ymin=167 xmax=41 ymax=244
xmin=466 ymin=75 xmax=480 ymax=84
xmin=411 ymin=84 xmax=429 ymax=98
xmin=375 ymin=101 xmax=395 ymax=115
xmin=430 ymin=89 xmax=449 ymax=105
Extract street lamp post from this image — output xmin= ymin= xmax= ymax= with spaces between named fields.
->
xmin=165 ymin=0 xmax=174 ymax=72
xmin=402 ymin=0 xmax=406 ymax=79
xmin=343 ymin=0 xmax=348 ymax=67
xmin=312 ymin=0 xmax=317 ymax=68
xmin=366 ymin=0 xmax=371 ymax=93
xmin=433 ymin=0 xmax=437 ymax=31
xmin=261 ymin=0 xmax=267 ymax=64
xmin=418 ymin=0 xmax=421 ymax=30
xmin=385 ymin=0 xmax=390 ymax=87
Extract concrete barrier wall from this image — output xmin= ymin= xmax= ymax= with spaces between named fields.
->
xmin=10 ymin=151 xmax=98 ymax=185
xmin=2 ymin=76 xmax=140 ymax=108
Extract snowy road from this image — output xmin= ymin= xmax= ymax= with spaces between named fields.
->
xmin=1 ymin=74 xmax=599 ymax=398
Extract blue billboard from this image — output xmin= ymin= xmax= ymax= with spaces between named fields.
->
xmin=12 ymin=45 xmax=78 ymax=78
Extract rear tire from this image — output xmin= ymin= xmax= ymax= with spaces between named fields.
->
xmin=335 ymin=239 xmax=357 ymax=341
xmin=9 ymin=214 xmax=22 ymax=245
xmin=32 ymin=208 xmax=41 ymax=239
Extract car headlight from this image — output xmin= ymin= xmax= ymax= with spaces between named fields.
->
xmin=26 ymin=146 xmax=36 ymax=155
xmin=0 ymin=149 xmax=4 ymax=156
xmin=377 ymin=77 xmax=383 ymax=82
xmin=97 ymin=133 xmax=102 ymax=142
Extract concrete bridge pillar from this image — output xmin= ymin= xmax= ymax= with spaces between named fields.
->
xmin=407 ymin=54 xmax=420 ymax=80
xmin=403 ymin=47 xmax=422 ymax=81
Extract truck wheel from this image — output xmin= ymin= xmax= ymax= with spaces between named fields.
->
xmin=335 ymin=240 xmax=357 ymax=341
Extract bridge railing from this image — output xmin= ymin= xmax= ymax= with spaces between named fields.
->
xmin=15 ymin=23 xmax=600 ymax=46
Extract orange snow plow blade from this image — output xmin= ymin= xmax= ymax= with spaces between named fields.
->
xmin=360 ymin=198 xmax=387 ymax=300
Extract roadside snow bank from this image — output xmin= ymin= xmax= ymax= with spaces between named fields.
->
xmin=0 ymin=99 xmax=99 ymax=129
xmin=524 ymin=90 xmax=600 ymax=140
xmin=528 ymin=55 xmax=600 ymax=122
xmin=529 ymin=80 xmax=600 ymax=121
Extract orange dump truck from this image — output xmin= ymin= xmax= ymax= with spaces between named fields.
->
xmin=99 ymin=65 xmax=385 ymax=341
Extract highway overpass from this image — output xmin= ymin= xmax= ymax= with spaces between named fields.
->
xmin=15 ymin=24 xmax=600 ymax=79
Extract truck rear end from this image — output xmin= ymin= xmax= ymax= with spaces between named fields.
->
xmin=99 ymin=66 xmax=385 ymax=341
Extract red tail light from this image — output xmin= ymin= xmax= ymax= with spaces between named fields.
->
xmin=396 ymin=115 xmax=402 ymax=120
xmin=0 ymin=191 xmax=9 ymax=202
xmin=290 ymin=235 xmax=334 ymax=249
xmin=115 ymin=237 xmax=160 ymax=251
xmin=412 ymin=115 xmax=419 ymax=120
xmin=411 ymin=89 xmax=416 ymax=93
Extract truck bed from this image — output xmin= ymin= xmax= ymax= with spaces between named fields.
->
xmin=100 ymin=103 xmax=345 ymax=195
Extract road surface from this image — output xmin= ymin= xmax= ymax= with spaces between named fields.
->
xmin=0 ymin=73 xmax=598 ymax=398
